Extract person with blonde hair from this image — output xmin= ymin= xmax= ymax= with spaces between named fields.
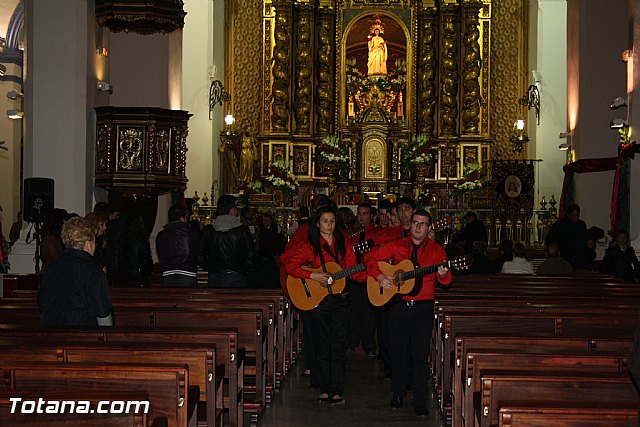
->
xmin=38 ymin=217 xmax=112 ymax=326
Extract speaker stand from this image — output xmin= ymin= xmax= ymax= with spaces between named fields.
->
xmin=34 ymin=222 xmax=42 ymax=274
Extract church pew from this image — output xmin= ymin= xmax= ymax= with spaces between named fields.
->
xmin=111 ymin=306 xmax=267 ymax=425
xmin=451 ymin=332 xmax=634 ymax=427
xmin=105 ymin=297 xmax=278 ymax=402
xmin=0 ymin=302 xmax=266 ymax=422
xmin=0 ymin=338 xmax=223 ymax=427
xmin=107 ymin=286 xmax=295 ymax=384
xmin=451 ymin=334 xmax=635 ymax=427
xmin=0 ymin=361 xmax=194 ymax=427
xmin=460 ymin=349 xmax=631 ymax=427
xmin=435 ymin=310 xmax=639 ymax=419
xmin=0 ymin=325 xmax=243 ymax=427
xmin=476 ymin=370 xmax=638 ymax=427
xmin=0 ymin=274 xmax=39 ymax=299
xmin=0 ymin=390 xmax=150 ymax=426
xmin=497 ymin=401 xmax=638 ymax=427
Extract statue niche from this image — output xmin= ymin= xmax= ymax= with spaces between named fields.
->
xmin=344 ymin=13 xmax=407 ymax=124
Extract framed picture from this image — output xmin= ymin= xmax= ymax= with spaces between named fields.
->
xmin=461 ymin=144 xmax=480 ymax=170
xmin=437 ymin=145 xmax=458 ymax=180
xmin=292 ymin=144 xmax=313 ymax=178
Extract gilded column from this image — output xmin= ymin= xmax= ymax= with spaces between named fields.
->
xmin=461 ymin=1 xmax=482 ymax=134
xmin=270 ymin=0 xmax=293 ymax=133
xmin=293 ymin=1 xmax=313 ymax=135
xmin=439 ymin=5 xmax=459 ymax=136
xmin=316 ymin=4 xmax=335 ymax=136
xmin=417 ymin=2 xmax=438 ymax=136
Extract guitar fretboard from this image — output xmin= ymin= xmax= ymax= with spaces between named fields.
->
xmin=332 ymin=263 xmax=366 ymax=281
xmin=400 ymin=260 xmax=451 ymax=281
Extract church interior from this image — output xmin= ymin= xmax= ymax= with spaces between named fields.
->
xmin=1 ymin=0 xmax=640 ymax=426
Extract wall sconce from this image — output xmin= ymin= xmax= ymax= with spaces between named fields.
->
xmin=610 ymin=97 xmax=627 ymax=110
xmin=518 ymin=84 xmax=540 ymax=125
xmin=7 ymin=109 xmax=23 ymax=119
xmin=558 ymin=131 xmax=571 ymax=151
xmin=209 ymin=79 xmax=231 ymax=120
xmin=510 ymin=119 xmax=529 ymax=152
xmin=97 ymin=80 xmax=113 ymax=94
xmin=6 ymin=90 xmax=22 ymax=100
xmin=610 ymin=118 xmax=627 ymax=129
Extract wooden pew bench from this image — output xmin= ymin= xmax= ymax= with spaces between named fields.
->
xmin=476 ymin=370 xmax=638 ymax=427
xmin=0 ymin=361 xmax=194 ymax=427
xmin=460 ymin=348 xmax=631 ymax=427
xmin=451 ymin=332 xmax=634 ymax=427
xmin=0 ymin=390 xmax=150 ymax=426
xmin=111 ymin=306 xmax=266 ymax=425
xmin=0 ymin=325 xmax=243 ymax=427
xmin=497 ymin=401 xmax=638 ymax=427
xmin=0 ymin=338 xmax=223 ymax=427
xmin=435 ymin=310 xmax=639 ymax=419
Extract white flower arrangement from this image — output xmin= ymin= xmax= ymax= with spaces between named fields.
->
xmin=247 ymin=180 xmax=263 ymax=193
xmin=318 ymin=135 xmax=350 ymax=174
xmin=265 ymin=158 xmax=299 ymax=197
xmin=454 ymin=180 xmax=484 ymax=192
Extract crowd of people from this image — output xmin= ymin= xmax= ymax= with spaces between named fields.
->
xmin=2 ymin=192 xmax=638 ymax=416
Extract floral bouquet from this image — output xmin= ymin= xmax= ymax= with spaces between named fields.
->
xmin=401 ymin=134 xmax=437 ymax=172
xmin=317 ymin=134 xmax=350 ymax=176
xmin=265 ymin=158 xmax=299 ymax=198
xmin=247 ymin=180 xmax=263 ymax=194
xmin=453 ymin=162 xmax=487 ymax=194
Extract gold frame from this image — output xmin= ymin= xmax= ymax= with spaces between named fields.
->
xmin=338 ymin=9 xmax=416 ymax=128
xmin=291 ymin=143 xmax=314 ymax=179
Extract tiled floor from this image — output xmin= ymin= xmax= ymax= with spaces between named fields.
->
xmin=258 ymin=349 xmax=447 ymax=426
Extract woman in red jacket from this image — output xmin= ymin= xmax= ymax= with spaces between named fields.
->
xmin=282 ymin=204 xmax=365 ymax=405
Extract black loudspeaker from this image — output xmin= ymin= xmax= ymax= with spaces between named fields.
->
xmin=24 ymin=178 xmax=55 ymax=223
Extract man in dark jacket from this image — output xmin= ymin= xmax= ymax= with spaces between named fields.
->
xmin=156 ymin=205 xmax=199 ymax=287
xmin=452 ymin=211 xmax=488 ymax=254
xmin=545 ymin=203 xmax=593 ymax=268
xmin=198 ymin=195 xmax=260 ymax=288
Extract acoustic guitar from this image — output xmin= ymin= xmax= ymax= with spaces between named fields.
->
xmin=286 ymin=262 xmax=367 ymax=311
xmin=366 ymin=256 xmax=468 ymax=307
xmin=279 ymin=238 xmax=373 ymax=300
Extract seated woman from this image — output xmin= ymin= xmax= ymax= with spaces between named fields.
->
xmin=281 ymin=204 xmax=365 ymax=405
xmin=500 ymin=242 xmax=534 ymax=275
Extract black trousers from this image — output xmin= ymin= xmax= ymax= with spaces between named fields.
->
xmin=347 ymin=280 xmax=376 ymax=352
xmin=388 ymin=299 xmax=434 ymax=407
xmin=309 ymin=294 xmax=350 ymax=396
xmin=374 ymin=305 xmax=391 ymax=375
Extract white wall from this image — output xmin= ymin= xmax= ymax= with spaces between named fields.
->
xmin=182 ymin=0 xmax=225 ymax=203
xmin=24 ymin=0 xmax=91 ymax=215
xmin=570 ymin=0 xmax=627 ymax=234
xmin=530 ymin=0 xmax=568 ymax=209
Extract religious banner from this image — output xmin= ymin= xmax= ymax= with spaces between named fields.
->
xmin=491 ymin=160 xmax=534 ymax=219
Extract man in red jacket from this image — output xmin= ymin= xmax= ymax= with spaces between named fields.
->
xmin=366 ymin=209 xmax=452 ymax=416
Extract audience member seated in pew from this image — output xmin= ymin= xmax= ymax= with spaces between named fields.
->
xmin=601 ymin=229 xmax=640 ymax=283
xmin=494 ymin=239 xmax=514 ymax=271
xmin=38 ymin=217 xmax=113 ymax=326
xmin=500 ymin=243 xmax=534 ymax=275
xmin=535 ymin=243 xmax=573 ymax=276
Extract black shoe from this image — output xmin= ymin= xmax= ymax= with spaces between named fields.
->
xmin=383 ymin=372 xmax=392 ymax=380
xmin=415 ymin=405 xmax=428 ymax=416
xmin=365 ymin=351 xmax=377 ymax=359
xmin=390 ymin=394 xmax=403 ymax=409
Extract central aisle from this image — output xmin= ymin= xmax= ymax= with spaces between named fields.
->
xmin=258 ymin=349 xmax=447 ymax=426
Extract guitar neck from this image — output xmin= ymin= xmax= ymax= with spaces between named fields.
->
xmin=332 ymin=264 xmax=366 ymax=281
xmin=400 ymin=260 xmax=450 ymax=281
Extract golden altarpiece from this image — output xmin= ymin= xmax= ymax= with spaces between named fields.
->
xmin=219 ymin=0 xmax=535 ymax=234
